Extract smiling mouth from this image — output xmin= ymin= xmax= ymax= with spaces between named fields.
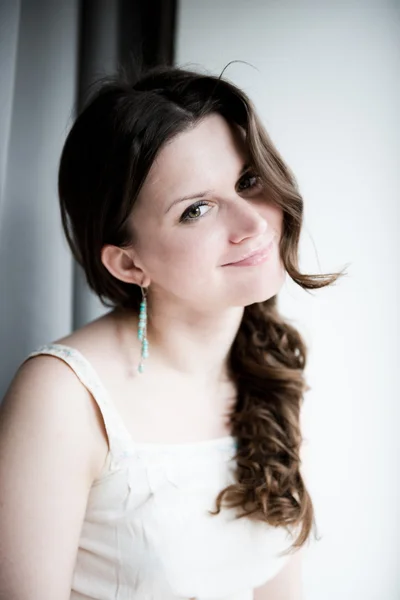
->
xmin=223 ymin=236 xmax=276 ymax=267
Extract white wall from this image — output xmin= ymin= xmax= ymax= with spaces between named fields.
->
xmin=176 ymin=1 xmax=400 ymax=598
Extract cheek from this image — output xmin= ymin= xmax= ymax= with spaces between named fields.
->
xmin=145 ymin=229 xmax=219 ymax=283
xmin=262 ymin=204 xmax=283 ymax=236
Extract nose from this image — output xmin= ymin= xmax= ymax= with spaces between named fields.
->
xmin=228 ymin=197 xmax=268 ymax=244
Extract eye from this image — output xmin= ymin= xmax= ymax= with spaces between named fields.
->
xmin=180 ymin=200 xmax=212 ymax=223
xmin=237 ymin=172 xmax=262 ymax=193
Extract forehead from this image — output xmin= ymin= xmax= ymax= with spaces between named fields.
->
xmin=138 ymin=113 xmax=248 ymax=204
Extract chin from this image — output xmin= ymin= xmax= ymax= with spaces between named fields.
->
xmin=232 ymin=271 xmax=287 ymax=307
xmin=243 ymin=291 xmax=276 ymax=306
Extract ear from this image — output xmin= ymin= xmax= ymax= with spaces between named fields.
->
xmin=101 ymin=244 xmax=151 ymax=287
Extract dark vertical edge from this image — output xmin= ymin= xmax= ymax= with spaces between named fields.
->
xmin=76 ymin=0 xmax=89 ymax=111
xmin=70 ymin=0 xmax=86 ymax=330
xmin=117 ymin=0 xmax=178 ymax=73
xmin=117 ymin=0 xmax=145 ymax=77
xmin=157 ymin=0 xmax=178 ymax=66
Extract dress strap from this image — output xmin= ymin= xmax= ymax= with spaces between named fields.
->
xmin=24 ymin=343 xmax=134 ymax=462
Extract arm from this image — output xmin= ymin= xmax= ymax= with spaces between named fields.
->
xmin=0 ymin=355 xmax=104 ymax=600
xmin=253 ymin=547 xmax=305 ymax=600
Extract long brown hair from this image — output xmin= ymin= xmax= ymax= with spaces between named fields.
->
xmin=58 ymin=64 xmax=348 ymax=553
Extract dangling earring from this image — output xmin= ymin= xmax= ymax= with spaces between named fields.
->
xmin=137 ymin=285 xmax=149 ymax=373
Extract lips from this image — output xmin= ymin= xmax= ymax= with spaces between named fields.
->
xmin=223 ymin=236 xmax=276 ymax=266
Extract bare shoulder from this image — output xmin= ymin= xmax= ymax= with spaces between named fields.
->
xmin=253 ymin=546 xmax=305 ymax=600
xmin=54 ymin=307 xmax=138 ymax=373
xmin=1 ymin=343 xmax=109 ymax=482
xmin=0 ymin=351 xmax=109 ymax=598
xmin=54 ymin=307 xmax=117 ymax=354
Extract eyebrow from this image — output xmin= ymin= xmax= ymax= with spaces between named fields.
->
xmin=165 ymin=162 xmax=251 ymax=214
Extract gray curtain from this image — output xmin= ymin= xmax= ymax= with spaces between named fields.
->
xmin=0 ymin=0 xmax=176 ymax=399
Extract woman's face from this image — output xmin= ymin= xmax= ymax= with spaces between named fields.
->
xmin=128 ymin=112 xmax=285 ymax=313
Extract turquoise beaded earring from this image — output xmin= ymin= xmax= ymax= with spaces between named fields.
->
xmin=138 ymin=286 xmax=149 ymax=373
xmin=137 ymin=285 xmax=149 ymax=373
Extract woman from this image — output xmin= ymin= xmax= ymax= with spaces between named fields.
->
xmin=0 ymin=64 xmax=346 ymax=599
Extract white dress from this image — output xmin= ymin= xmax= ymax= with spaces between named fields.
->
xmin=25 ymin=343 xmax=295 ymax=600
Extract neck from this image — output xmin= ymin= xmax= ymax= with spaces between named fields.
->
xmin=116 ymin=303 xmax=244 ymax=384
